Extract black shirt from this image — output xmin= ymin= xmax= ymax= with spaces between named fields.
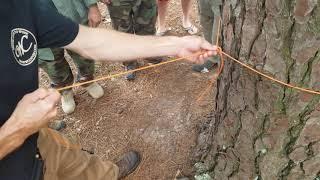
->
xmin=0 ymin=0 xmax=79 ymax=179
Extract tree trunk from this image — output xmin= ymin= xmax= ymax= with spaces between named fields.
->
xmin=194 ymin=0 xmax=320 ymax=179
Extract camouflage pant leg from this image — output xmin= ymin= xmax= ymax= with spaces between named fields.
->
xmin=134 ymin=0 xmax=159 ymax=62
xmin=66 ymin=50 xmax=95 ymax=84
xmin=107 ymin=1 xmax=135 ymax=34
xmin=107 ymin=1 xmax=137 ymax=67
xmin=132 ymin=0 xmax=157 ymax=36
xmin=107 ymin=0 xmax=157 ymax=35
xmin=107 ymin=0 xmax=157 ymax=66
xmin=38 ymin=48 xmax=74 ymax=88
xmin=198 ymin=0 xmax=221 ymax=63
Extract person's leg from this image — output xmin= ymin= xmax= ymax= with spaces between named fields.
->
xmin=39 ymin=48 xmax=74 ymax=88
xmin=107 ymin=2 xmax=138 ymax=80
xmin=38 ymin=128 xmax=141 ymax=180
xmin=156 ymin=0 xmax=170 ymax=35
xmin=181 ymin=0 xmax=198 ymax=34
xmin=133 ymin=0 xmax=158 ymax=35
xmin=67 ymin=51 xmax=95 ymax=83
xmin=107 ymin=2 xmax=134 ymax=34
xmin=38 ymin=48 xmax=76 ymax=114
xmin=67 ymin=51 xmax=104 ymax=99
xmin=133 ymin=0 xmax=162 ymax=64
xmin=181 ymin=0 xmax=192 ymax=27
xmin=38 ymin=128 xmax=118 ymax=180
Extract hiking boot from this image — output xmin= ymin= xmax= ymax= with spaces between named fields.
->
xmin=192 ymin=60 xmax=218 ymax=73
xmin=49 ymin=120 xmax=66 ymax=131
xmin=85 ymin=82 xmax=104 ymax=99
xmin=116 ymin=151 xmax=141 ymax=179
xmin=125 ymin=64 xmax=137 ymax=81
xmin=61 ymin=90 xmax=76 ymax=114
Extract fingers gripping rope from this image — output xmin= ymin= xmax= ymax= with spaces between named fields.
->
xmin=195 ymin=18 xmax=224 ymax=102
xmin=196 ymin=47 xmax=224 ymax=102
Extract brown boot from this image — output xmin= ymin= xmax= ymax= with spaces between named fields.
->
xmin=116 ymin=151 xmax=141 ymax=179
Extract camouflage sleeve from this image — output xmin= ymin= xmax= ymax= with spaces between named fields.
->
xmin=83 ymin=0 xmax=98 ymax=8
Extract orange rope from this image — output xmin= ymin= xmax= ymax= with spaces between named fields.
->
xmin=57 ymin=49 xmax=320 ymax=96
xmin=57 ymin=15 xmax=320 ymax=96
xmin=196 ymin=16 xmax=320 ymax=103
xmin=57 ymin=52 xmax=203 ymax=91
xmin=196 ymin=18 xmax=223 ymax=102
xmin=196 ymin=48 xmax=224 ymax=102
xmin=221 ymin=51 xmax=320 ymax=95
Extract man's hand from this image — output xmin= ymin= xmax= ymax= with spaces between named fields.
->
xmin=0 ymin=88 xmax=60 ymax=159
xmin=88 ymin=4 xmax=102 ymax=27
xmin=9 ymin=88 xmax=61 ymax=136
xmin=175 ymin=36 xmax=218 ymax=64
xmin=100 ymin=0 xmax=111 ymax=4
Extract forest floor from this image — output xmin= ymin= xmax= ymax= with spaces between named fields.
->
xmin=39 ymin=1 xmax=216 ymax=179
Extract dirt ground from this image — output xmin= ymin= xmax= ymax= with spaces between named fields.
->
xmin=39 ymin=1 xmax=216 ymax=179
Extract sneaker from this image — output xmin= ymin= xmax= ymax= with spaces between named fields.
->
xmin=192 ymin=60 xmax=218 ymax=73
xmin=49 ymin=120 xmax=66 ymax=131
xmin=61 ymin=90 xmax=76 ymax=114
xmin=116 ymin=151 xmax=141 ymax=179
xmin=85 ymin=82 xmax=104 ymax=99
xmin=125 ymin=64 xmax=136 ymax=81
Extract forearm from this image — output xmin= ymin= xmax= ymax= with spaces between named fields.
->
xmin=0 ymin=118 xmax=28 ymax=159
xmin=66 ymin=25 xmax=184 ymax=62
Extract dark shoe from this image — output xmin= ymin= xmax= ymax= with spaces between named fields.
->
xmin=49 ymin=120 xmax=66 ymax=131
xmin=146 ymin=57 xmax=163 ymax=64
xmin=192 ymin=60 xmax=218 ymax=73
xmin=125 ymin=64 xmax=136 ymax=81
xmin=176 ymin=177 xmax=190 ymax=180
xmin=116 ymin=151 xmax=141 ymax=179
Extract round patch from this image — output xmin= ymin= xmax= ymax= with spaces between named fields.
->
xmin=11 ymin=28 xmax=38 ymax=66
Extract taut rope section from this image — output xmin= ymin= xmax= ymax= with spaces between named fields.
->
xmin=57 ymin=52 xmax=203 ymax=91
xmin=221 ymin=51 xmax=320 ymax=95
xmin=57 ymin=48 xmax=320 ymax=95
xmin=57 ymin=17 xmax=320 ymax=96
xmin=57 ymin=48 xmax=320 ymax=96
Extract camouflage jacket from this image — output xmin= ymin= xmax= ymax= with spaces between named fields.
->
xmin=39 ymin=0 xmax=98 ymax=61
xmin=51 ymin=0 xmax=98 ymax=24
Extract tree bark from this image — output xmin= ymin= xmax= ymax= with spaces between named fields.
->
xmin=195 ymin=0 xmax=320 ymax=179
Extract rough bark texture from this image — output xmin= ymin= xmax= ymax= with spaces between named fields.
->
xmin=195 ymin=0 xmax=320 ymax=179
